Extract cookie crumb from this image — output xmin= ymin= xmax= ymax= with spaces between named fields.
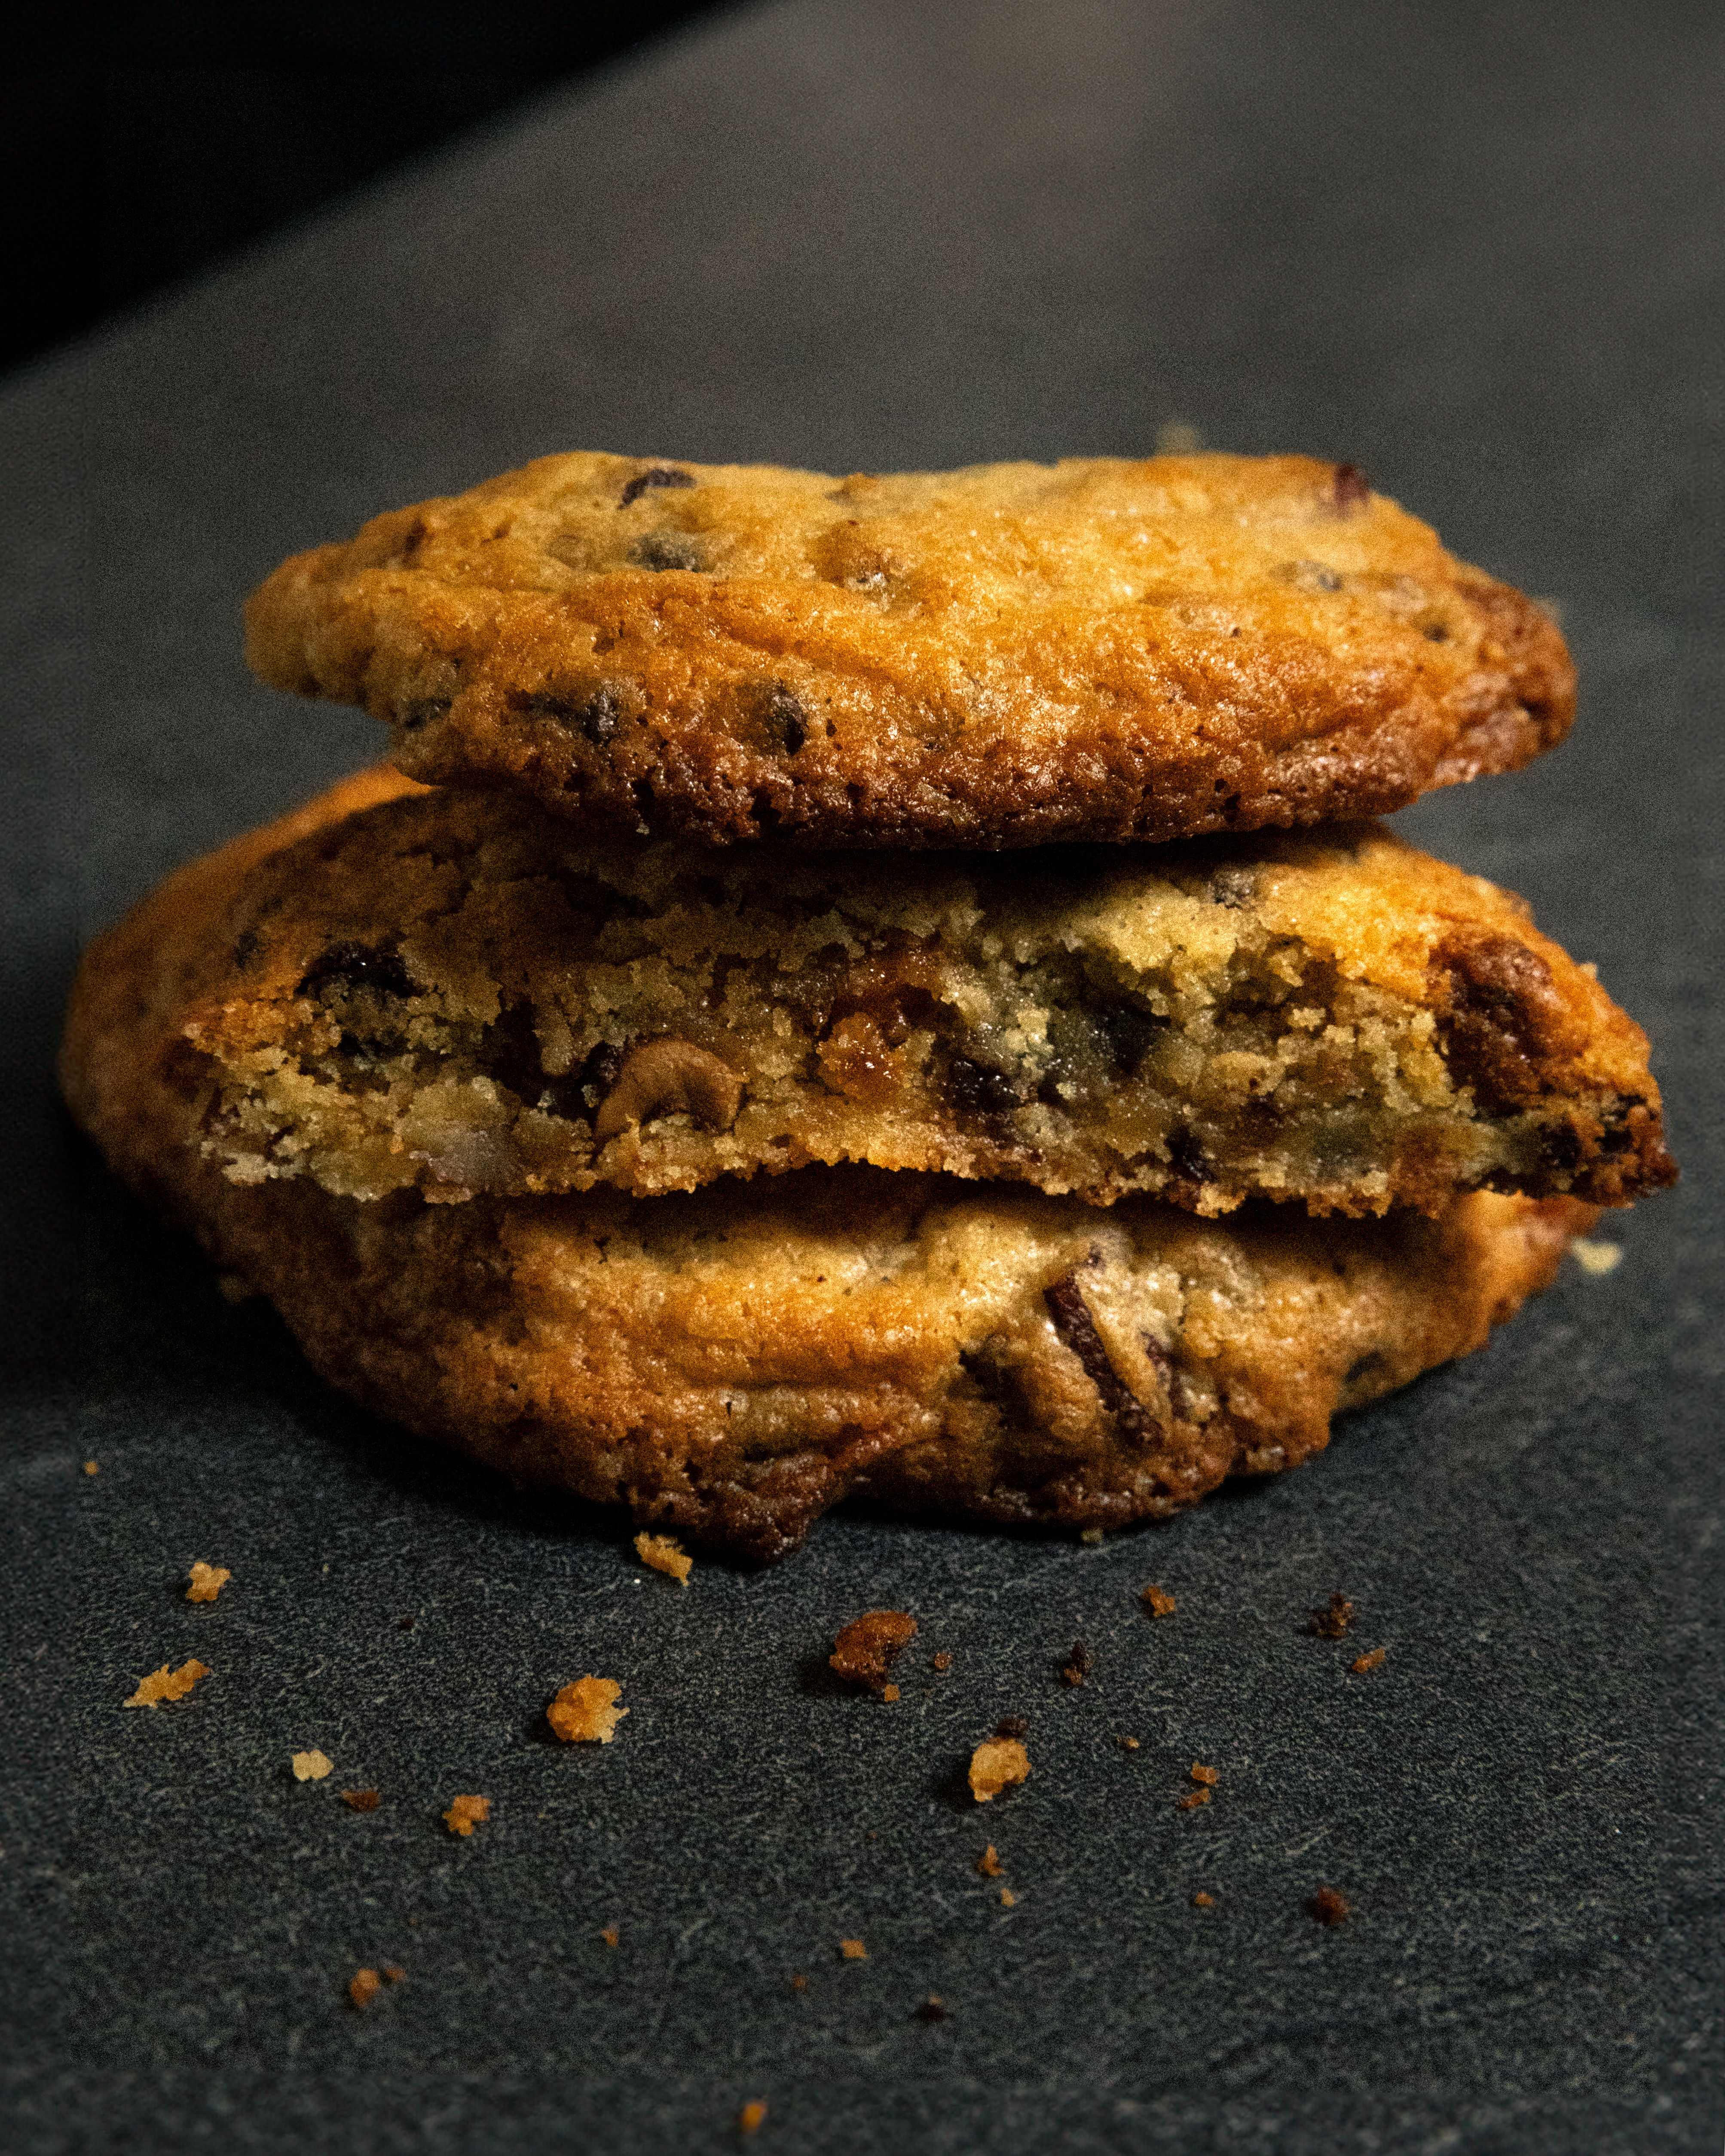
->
xmin=342 ymin=1789 xmax=380 ymax=1812
xmin=1178 ymin=1788 xmax=1211 ymax=1810
xmin=830 ymin=1610 xmax=917 ymax=1691
xmin=1117 ymin=1735 xmax=1140 ymax=1752
xmin=994 ymin=1715 xmax=1029 ymax=1740
xmin=600 ymin=1926 xmax=620 ymax=1947
xmin=349 ymin=1967 xmax=382 ymax=2009
xmin=633 ymin=1530 xmax=693 ymax=1584
xmin=976 ymin=1844 xmax=1004 ymax=1878
xmin=881 ymin=1683 xmax=900 ymax=1702
xmin=1059 ymin=1639 xmax=1091 ymax=1686
xmin=398 ymin=1616 xmax=415 ymax=1631
xmin=1308 ymin=1592 xmax=1355 ymax=1638
xmin=1141 ymin=1584 xmax=1176 ymax=1618
xmin=1192 ymin=1891 xmax=1214 ymax=1908
xmin=1190 ymin=1763 xmax=1219 ymax=1786
xmin=443 ymin=1794 xmax=490 ymax=1837
xmin=737 ymin=2099 xmax=768 ymax=2137
xmin=1080 ymin=1527 xmax=1104 ymax=1544
xmin=186 ymin=1562 xmax=230 ymax=1602
xmin=123 ymin=1659 xmax=208 ymax=1708
xmin=292 ymin=1749 xmax=333 ymax=1781
xmin=915 ymin=1995 xmax=947 ymax=2022
xmin=383 ymin=1964 xmax=406 ymax=1983
xmin=932 ymin=1652 xmax=951 ymax=1672
xmin=969 ymin=1737 xmax=1031 ymax=1803
xmin=548 ymin=1676 xmax=628 ymax=1743
xmin=83 ymin=1460 xmax=99 ymax=1476
xmin=1310 ymin=1887 xmax=1350 ymax=1926
xmin=1352 ymin=1647 xmax=1387 ymax=1674
xmin=1571 ymin=1238 xmax=1623 ymax=1276
xmin=840 ymin=1938 xmax=867 ymax=1960
xmin=1156 ymin=419 xmax=1203 ymax=453
xmin=790 ymin=1973 xmax=807 ymax=1991
xmin=999 ymin=1887 xmax=1016 ymax=1907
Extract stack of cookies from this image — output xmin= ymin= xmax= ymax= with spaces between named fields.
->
xmin=62 ymin=453 xmax=1675 ymax=1560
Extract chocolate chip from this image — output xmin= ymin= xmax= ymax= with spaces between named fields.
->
xmin=577 ymin=1040 xmax=626 ymax=1113
xmin=1423 ymin=622 xmax=1450 ymax=641
xmin=1333 ymin=462 xmax=1370 ymax=509
xmin=994 ymin=1716 xmax=1029 ymax=1739
xmin=1092 ymin=1003 xmax=1165 ymax=1073
xmin=1540 ymin=1124 xmax=1584 ymax=1172
xmin=1166 ymin=1127 xmax=1214 ymax=1184
xmin=298 ymin=941 xmax=415 ymax=1001
xmin=1434 ymin=932 xmax=1568 ymax=1110
xmin=948 ymin=1057 xmax=1022 ymax=1118
xmin=1044 ymin=1264 xmax=1158 ymax=1445
xmin=512 ymin=686 xmax=624 ymax=745
xmin=396 ymin=517 xmax=428 ymax=563
xmin=749 ymin=681 xmax=807 ymax=754
xmin=630 ymin=532 xmax=707 ymax=572
xmin=1206 ymin=866 xmax=1258 ymax=909
xmin=618 ymin=466 xmax=695 ymax=509
xmin=231 ymin=928 xmax=259 ymax=970
xmin=1343 ymin=1352 xmax=1384 ymax=1388
xmin=914 ymin=1997 xmax=948 ymax=2023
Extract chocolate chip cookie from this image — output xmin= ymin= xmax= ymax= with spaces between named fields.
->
xmin=59 ymin=785 xmax=1597 ymax=1560
xmin=244 ymin=452 xmax=1574 ymax=850
xmin=126 ymin=773 xmax=1670 ymax=1216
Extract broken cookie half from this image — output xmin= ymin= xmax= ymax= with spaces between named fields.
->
xmin=134 ymin=772 xmax=1670 ymax=1220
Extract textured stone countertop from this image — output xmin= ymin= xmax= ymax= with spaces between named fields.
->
xmin=2 ymin=3 xmax=1719 ymax=2149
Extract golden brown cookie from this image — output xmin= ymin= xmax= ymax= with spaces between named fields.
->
xmin=244 ymin=452 xmax=1575 ymax=849
xmin=61 ymin=776 xmax=1600 ymax=1563
xmin=128 ymin=774 xmax=1670 ymax=1217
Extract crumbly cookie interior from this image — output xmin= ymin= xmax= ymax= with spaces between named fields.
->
xmin=181 ymin=790 xmax=1665 ymax=1217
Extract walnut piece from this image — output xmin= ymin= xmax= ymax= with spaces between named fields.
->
xmin=592 ymin=1037 xmax=742 ymax=1140
xmin=548 ymin=1675 xmax=629 ymax=1742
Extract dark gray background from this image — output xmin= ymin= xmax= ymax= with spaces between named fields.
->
xmin=3 ymin=3 xmax=1720 ymax=2149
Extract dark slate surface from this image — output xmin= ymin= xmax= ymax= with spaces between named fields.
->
xmin=3 ymin=3 xmax=1720 ymax=2149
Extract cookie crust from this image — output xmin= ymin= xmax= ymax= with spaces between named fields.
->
xmin=143 ymin=777 xmax=1670 ymax=1218
xmin=61 ymin=776 xmax=1600 ymax=1563
xmin=245 ymin=453 xmax=1575 ymax=850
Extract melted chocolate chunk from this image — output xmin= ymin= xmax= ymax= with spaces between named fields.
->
xmin=618 ymin=466 xmax=695 ymax=509
xmin=758 ymin=682 xmax=807 ymax=754
xmin=1206 ymin=865 xmax=1258 ymax=910
xmin=512 ymin=686 xmax=623 ymax=745
xmin=949 ymin=1057 xmax=1023 ymax=1118
xmin=1333 ymin=462 xmax=1370 ymax=509
xmin=577 ymin=1040 xmax=626 ymax=1113
xmin=1044 ymin=1265 xmax=1158 ymax=1444
xmin=631 ymin=532 xmax=707 ymax=572
xmin=1435 ymin=932 xmax=1568 ymax=1110
xmin=1166 ymin=1127 xmax=1214 ymax=1184
xmin=1540 ymin=1123 xmax=1584 ymax=1173
xmin=1092 ymin=1003 xmax=1166 ymax=1073
xmin=298 ymin=941 xmax=415 ymax=1001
